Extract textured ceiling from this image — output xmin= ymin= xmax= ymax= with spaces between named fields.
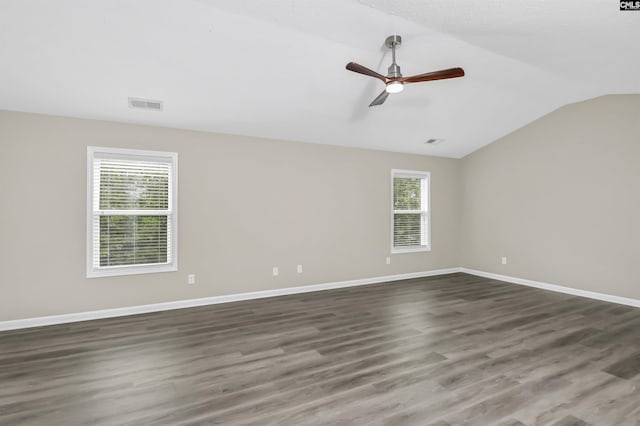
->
xmin=0 ymin=0 xmax=638 ymax=158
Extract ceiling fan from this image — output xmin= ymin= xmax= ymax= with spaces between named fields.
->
xmin=346 ymin=35 xmax=465 ymax=107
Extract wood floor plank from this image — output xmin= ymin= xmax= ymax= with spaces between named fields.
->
xmin=2 ymin=272 xmax=640 ymax=424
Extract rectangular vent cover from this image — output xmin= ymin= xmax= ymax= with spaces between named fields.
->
xmin=128 ymin=97 xmax=163 ymax=111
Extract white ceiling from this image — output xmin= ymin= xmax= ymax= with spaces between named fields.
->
xmin=1 ymin=0 xmax=638 ymax=158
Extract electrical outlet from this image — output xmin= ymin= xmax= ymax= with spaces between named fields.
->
xmin=297 ymin=265 xmax=303 ymax=274
xmin=386 ymin=257 xmax=391 ymax=265
xmin=501 ymin=257 xmax=507 ymax=265
xmin=272 ymin=266 xmax=279 ymax=276
xmin=187 ymin=274 xmax=195 ymax=285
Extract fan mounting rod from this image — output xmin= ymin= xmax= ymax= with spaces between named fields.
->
xmin=385 ymin=35 xmax=402 ymax=78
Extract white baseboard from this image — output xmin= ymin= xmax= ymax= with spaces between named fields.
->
xmin=461 ymin=268 xmax=640 ymax=308
xmin=0 ymin=268 xmax=461 ymax=332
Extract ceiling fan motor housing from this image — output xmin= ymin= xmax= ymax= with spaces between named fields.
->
xmin=387 ymin=63 xmax=402 ymax=78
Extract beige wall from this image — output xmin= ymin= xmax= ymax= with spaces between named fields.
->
xmin=3 ymin=94 xmax=639 ymax=322
xmin=460 ymin=95 xmax=640 ymax=299
xmin=0 ymin=111 xmax=460 ymax=321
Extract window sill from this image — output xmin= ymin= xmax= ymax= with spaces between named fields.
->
xmin=391 ymin=246 xmax=431 ymax=254
xmin=87 ymin=263 xmax=177 ymax=278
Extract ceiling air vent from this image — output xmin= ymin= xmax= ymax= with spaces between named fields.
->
xmin=425 ymin=138 xmax=444 ymax=146
xmin=128 ymin=97 xmax=163 ymax=111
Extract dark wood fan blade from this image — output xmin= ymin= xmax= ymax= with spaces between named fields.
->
xmin=369 ymin=89 xmax=389 ymax=107
xmin=401 ymin=67 xmax=465 ymax=84
xmin=346 ymin=62 xmax=389 ymax=83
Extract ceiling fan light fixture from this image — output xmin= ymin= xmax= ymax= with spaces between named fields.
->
xmin=386 ymin=81 xmax=403 ymax=93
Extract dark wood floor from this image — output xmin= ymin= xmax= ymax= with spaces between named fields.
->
xmin=3 ymin=273 xmax=640 ymax=425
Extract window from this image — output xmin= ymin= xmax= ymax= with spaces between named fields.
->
xmin=87 ymin=147 xmax=177 ymax=277
xmin=391 ymin=169 xmax=430 ymax=253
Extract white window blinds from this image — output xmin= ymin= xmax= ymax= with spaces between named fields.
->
xmin=87 ymin=147 xmax=177 ymax=277
xmin=392 ymin=170 xmax=430 ymax=253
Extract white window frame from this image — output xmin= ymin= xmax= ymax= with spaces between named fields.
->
xmin=391 ymin=169 xmax=431 ymax=254
xmin=87 ymin=146 xmax=178 ymax=278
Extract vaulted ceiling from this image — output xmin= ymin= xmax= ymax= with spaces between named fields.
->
xmin=1 ymin=0 xmax=638 ymax=158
